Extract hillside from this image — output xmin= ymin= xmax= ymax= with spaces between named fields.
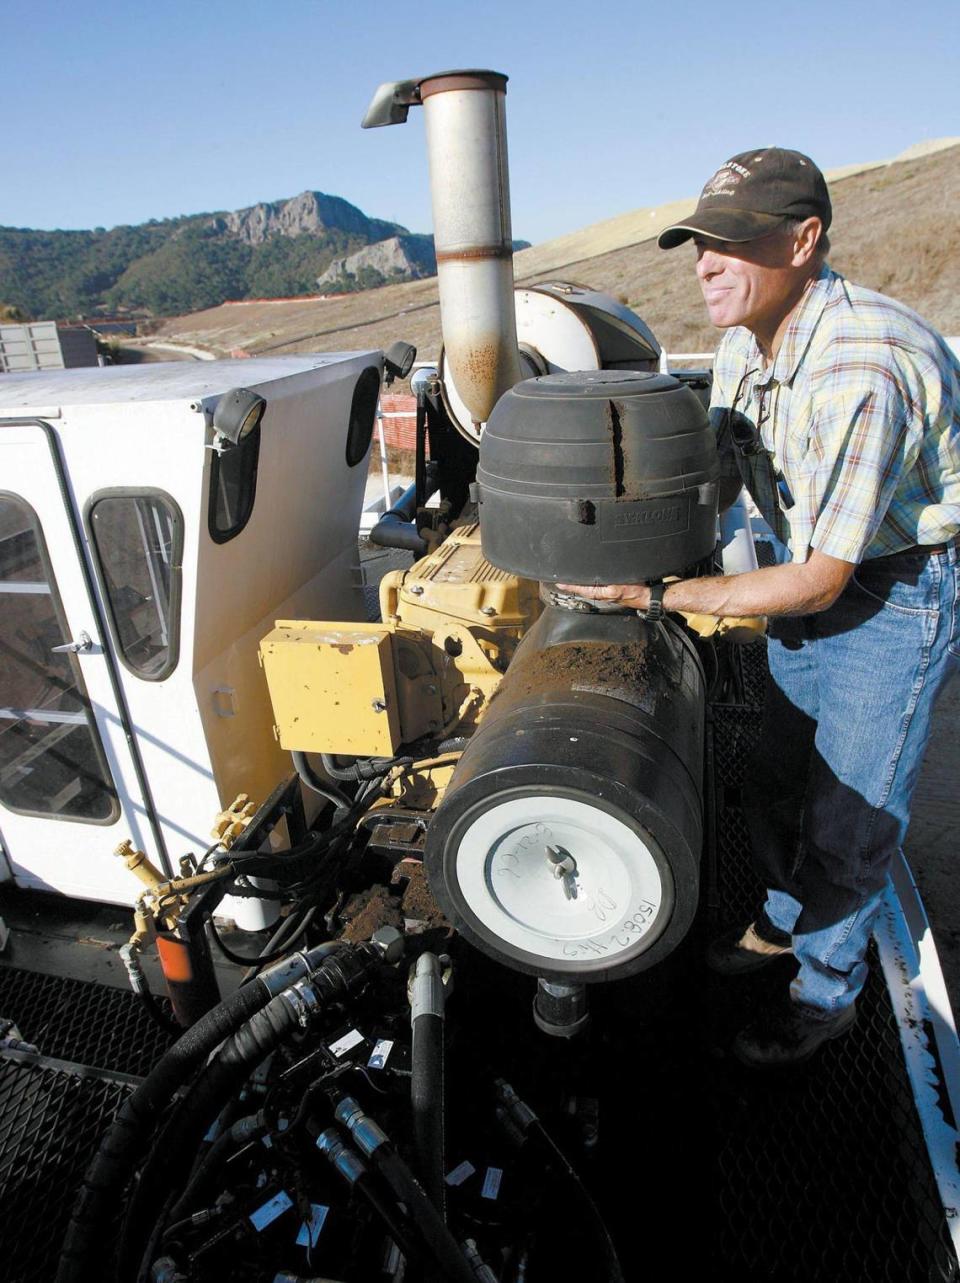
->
xmin=0 ymin=191 xmax=406 ymax=319
xmin=150 ymin=141 xmax=960 ymax=362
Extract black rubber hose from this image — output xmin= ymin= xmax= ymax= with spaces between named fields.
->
xmin=352 ymin=1169 xmax=426 ymax=1266
xmin=56 ymin=980 xmax=272 ymax=1283
xmin=410 ymin=953 xmax=446 ymax=1217
xmin=334 ymin=1097 xmax=476 ymax=1283
xmin=291 ymin=751 xmax=352 ymax=809
xmin=122 ymin=945 xmax=381 ymax=1282
xmin=313 ymin=1128 xmax=425 ymax=1268
xmin=238 ymin=905 xmax=319 ymax=983
xmin=58 ymin=943 xmax=343 ymax=1283
xmin=124 ymin=959 xmax=181 ymax=1037
xmin=207 ymin=905 xmax=317 ymax=971
xmin=495 ymin=1080 xmax=624 ymax=1283
xmin=321 ymin=752 xmax=398 ymax=782
xmin=529 ymin=1117 xmax=624 ymax=1283
xmin=368 ymin=1142 xmax=475 ymax=1283
xmin=164 ymin=1112 xmax=267 ymax=1231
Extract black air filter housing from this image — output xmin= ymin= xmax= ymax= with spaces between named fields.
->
xmin=477 ymin=370 xmax=719 ymax=584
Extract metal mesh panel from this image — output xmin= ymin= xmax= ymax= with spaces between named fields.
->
xmin=359 ymin=541 xmax=414 ymax=621
xmin=706 ymin=702 xmax=957 ymax=1281
xmin=734 ymin=636 xmax=770 ymax=710
xmin=0 ymin=967 xmax=175 ymax=1076
xmin=0 ymin=1059 xmax=132 ymax=1283
xmin=712 ymin=704 xmax=766 ymax=922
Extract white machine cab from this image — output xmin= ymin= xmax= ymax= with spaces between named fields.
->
xmin=0 ymin=353 xmax=382 ymax=903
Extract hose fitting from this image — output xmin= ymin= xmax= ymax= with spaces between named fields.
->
xmin=334 ymin=1097 xmax=389 ymax=1157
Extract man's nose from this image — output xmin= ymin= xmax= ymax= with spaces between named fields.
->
xmin=696 ymin=247 xmax=720 ymax=280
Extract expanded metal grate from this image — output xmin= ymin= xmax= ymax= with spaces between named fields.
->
xmin=706 ymin=703 xmax=957 ymax=1281
xmin=0 ymin=966 xmax=175 ymax=1076
xmin=0 ymin=1058 xmax=132 ymax=1283
xmin=359 ymin=541 xmax=414 ymax=622
xmin=711 ymin=703 xmax=767 ymax=922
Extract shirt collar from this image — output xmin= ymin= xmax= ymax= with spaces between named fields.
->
xmin=754 ymin=263 xmax=836 ymax=388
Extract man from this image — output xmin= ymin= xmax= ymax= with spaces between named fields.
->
xmin=561 ymin=148 xmax=960 ymax=1067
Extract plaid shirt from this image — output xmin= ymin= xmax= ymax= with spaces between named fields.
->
xmin=709 ymin=265 xmax=960 ymax=562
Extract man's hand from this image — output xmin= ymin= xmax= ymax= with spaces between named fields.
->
xmin=557 ymin=549 xmax=856 ymax=620
xmin=556 ymin=583 xmax=652 ymax=610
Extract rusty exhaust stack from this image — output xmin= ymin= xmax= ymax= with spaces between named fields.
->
xmin=363 ymin=70 xmax=523 ymax=427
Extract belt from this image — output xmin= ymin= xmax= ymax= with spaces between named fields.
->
xmin=873 ymin=539 xmax=958 ymax=559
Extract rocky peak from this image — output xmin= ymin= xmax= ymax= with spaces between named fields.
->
xmin=220 ymin=191 xmax=404 ymax=245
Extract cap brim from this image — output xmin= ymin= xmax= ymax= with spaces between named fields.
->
xmin=657 ymin=208 xmax=788 ymax=249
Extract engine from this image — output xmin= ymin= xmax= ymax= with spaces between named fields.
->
xmin=62 ymin=66 xmax=758 ymax=1283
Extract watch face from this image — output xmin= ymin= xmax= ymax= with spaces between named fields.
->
xmin=452 ymin=794 xmax=666 ymax=969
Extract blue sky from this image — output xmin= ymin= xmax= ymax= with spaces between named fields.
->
xmin=3 ymin=0 xmax=957 ymax=244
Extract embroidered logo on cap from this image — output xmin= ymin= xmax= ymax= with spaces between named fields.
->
xmin=702 ymin=162 xmax=751 ymax=199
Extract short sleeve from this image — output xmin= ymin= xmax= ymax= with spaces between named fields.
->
xmin=807 ymin=370 xmax=916 ymax=563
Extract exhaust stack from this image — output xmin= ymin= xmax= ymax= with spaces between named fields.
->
xmin=363 ymin=70 xmax=523 ymax=427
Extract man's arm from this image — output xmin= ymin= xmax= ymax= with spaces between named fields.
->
xmin=559 ymin=548 xmax=855 ymax=618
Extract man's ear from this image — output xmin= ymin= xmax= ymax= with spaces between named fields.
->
xmin=791 ymin=217 xmax=823 ymax=267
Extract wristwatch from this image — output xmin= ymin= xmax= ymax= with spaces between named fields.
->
xmin=639 ymin=581 xmax=666 ymax=623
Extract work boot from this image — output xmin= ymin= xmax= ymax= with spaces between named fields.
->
xmin=705 ymin=916 xmax=793 ymax=976
xmin=733 ymin=998 xmax=857 ymax=1068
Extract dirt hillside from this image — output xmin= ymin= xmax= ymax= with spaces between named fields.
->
xmin=153 ymin=142 xmax=960 ymax=362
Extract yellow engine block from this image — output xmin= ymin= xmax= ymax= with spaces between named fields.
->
xmin=260 ymin=524 xmax=541 ymax=758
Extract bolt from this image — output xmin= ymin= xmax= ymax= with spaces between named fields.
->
xmin=425 ymin=684 xmax=437 ymax=695
xmin=409 ymin=584 xmax=424 ymax=596
xmin=480 ymin=605 xmax=496 ymax=616
xmin=372 ymin=698 xmax=387 ymax=713
xmin=371 ymin=925 xmax=404 ymax=964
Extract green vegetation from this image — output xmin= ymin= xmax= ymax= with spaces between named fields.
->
xmin=0 ymin=194 xmax=407 ymax=319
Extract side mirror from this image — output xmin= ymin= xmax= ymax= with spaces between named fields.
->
xmin=383 ymin=341 xmax=417 ymax=386
xmin=213 ymin=387 xmax=266 ymax=445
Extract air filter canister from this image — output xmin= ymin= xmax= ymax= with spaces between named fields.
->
xmin=476 ymin=370 xmax=719 ymax=584
xmin=424 ymin=606 xmax=704 ymax=982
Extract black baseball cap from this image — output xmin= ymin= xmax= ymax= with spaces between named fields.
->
xmin=658 ymin=147 xmax=832 ymax=249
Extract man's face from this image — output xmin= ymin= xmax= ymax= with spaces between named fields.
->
xmin=694 ymin=227 xmax=800 ymax=333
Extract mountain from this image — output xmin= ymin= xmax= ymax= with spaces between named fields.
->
xmin=0 ymin=191 xmax=407 ymax=319
xmin=148 ymin=140 xmax=960 ymax=363
xmin=317 ymin=234 xmax=532 ymax=294
xmin=317 ymin=234 xmax=439 ymax=292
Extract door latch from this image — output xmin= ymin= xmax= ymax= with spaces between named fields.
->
xmin=51 ymin=631 xmax=93 ymax=654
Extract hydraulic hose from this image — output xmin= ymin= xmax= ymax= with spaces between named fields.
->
xmin=494 ymin=1080 xmax=625 ymax=1283
xmin=119 ymin=943 xmax=181 ymax=1037
xmin=314 ymin=1128 xmax=425 ymax=1267
xmin=410 ymin=953 xmax=447 ymax=1217
xmin=123 ymin=941 xmax=396 ymax=1282
xmin=333 ymin=1095 xmax=477 ymax=1283
xmin=163 ymin=1111 xmax=268 ymax=1232
xmin=291 ymin=751 xmax=352 ymax=810
xmin=56 ymin=942 xmax=344 ymax=1283
xmin=207 ymin=904 xmax=318 ymax=972
xmin=321 ymin=752 xmax=398 ymax=782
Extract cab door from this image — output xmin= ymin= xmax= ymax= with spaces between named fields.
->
xmin=0 ymin=421 xmax=166 ymax=901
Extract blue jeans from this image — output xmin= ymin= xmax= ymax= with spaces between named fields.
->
xmin=743 ymin=544 xmax=960 ymax=1014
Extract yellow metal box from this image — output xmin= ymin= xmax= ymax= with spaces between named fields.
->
xmin=260 ymin=621 xmax=402 ymax=756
